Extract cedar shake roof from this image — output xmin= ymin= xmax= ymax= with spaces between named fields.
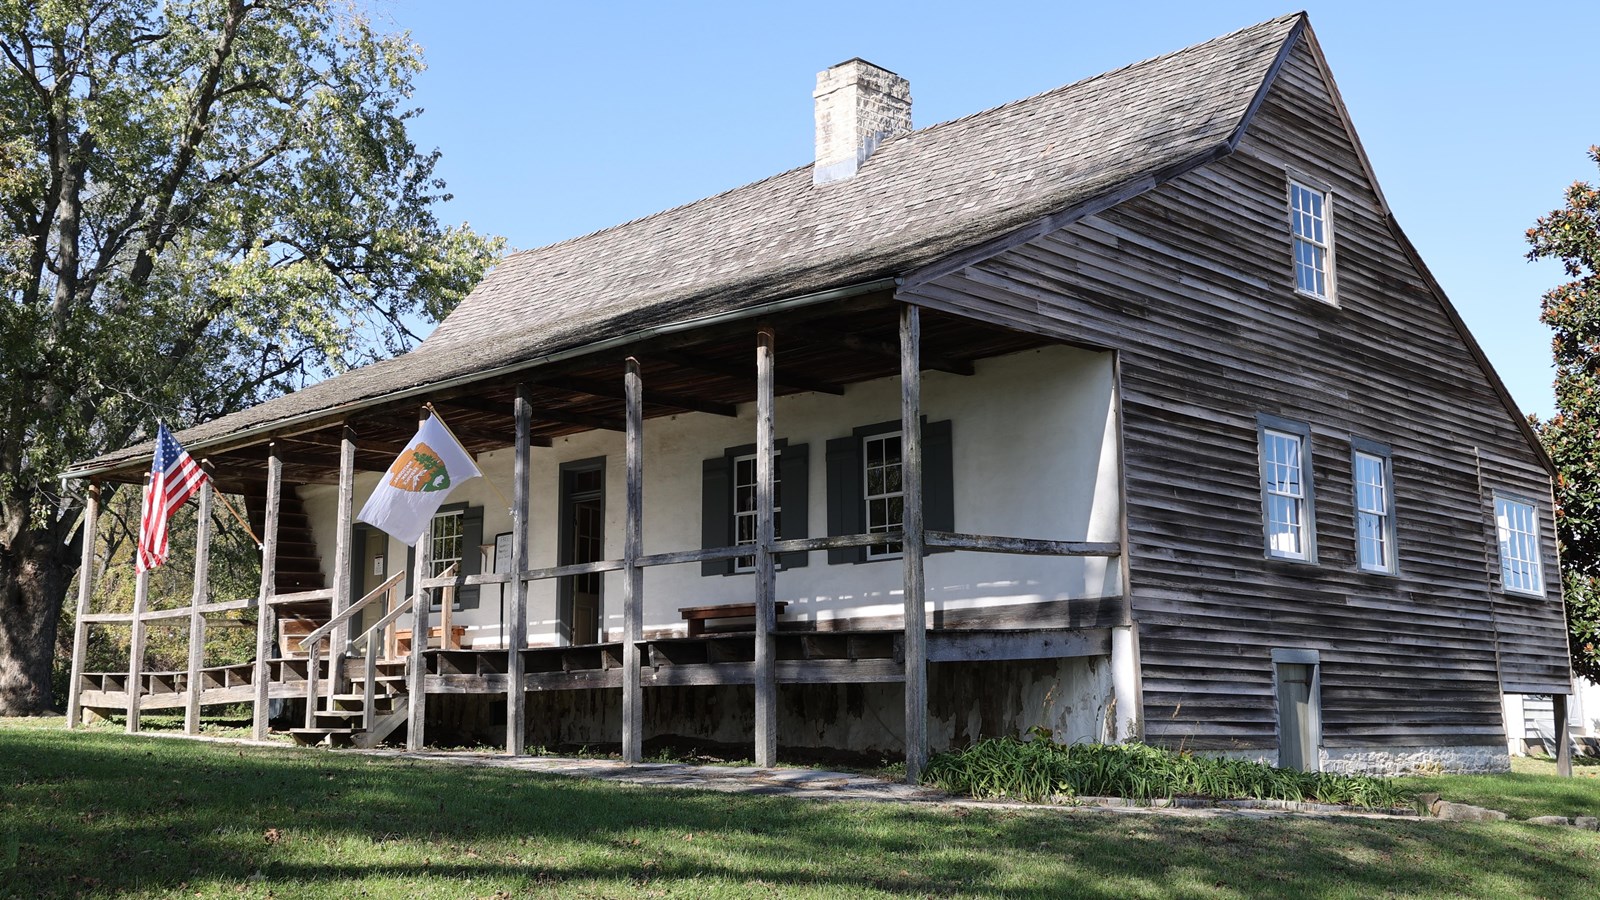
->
xmin=71 ymin=13 xmax=1304 ymax=477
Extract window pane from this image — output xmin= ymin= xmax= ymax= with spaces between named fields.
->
xmin=1495 ymin=498 xmax=1542 ymax=593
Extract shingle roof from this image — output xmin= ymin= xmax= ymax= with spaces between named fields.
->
xmin=69 ymin=12 xmax=1303 ymax=477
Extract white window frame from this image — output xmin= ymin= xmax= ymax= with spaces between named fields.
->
xmin=1288 ymin=176 xmax=1336 ymax=304
xmin=733 ymin=450 xmax=781 ymax=573
xmin=430 ymin=507 xmax=465 ymax=577
xmin=1351 ymin=438 xmax=1396 ymax=574
xmin=1258 ymin=415 xmax=1316 ymax=563
xmin=864 ymin=431 xmax=905 ymax=559
xmin=1494 ymin=494 xmax=1544 ymax=597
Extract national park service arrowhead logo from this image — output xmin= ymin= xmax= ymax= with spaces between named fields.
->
xmin=387 ymin=442 xmax=451 ymax=493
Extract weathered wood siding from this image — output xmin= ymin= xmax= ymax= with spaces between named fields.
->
xmin=902 ymin=35 xmax=1568 ymax=752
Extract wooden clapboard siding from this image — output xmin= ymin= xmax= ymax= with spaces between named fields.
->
xmin=901 ymin=34 xmax=1567 ymax=752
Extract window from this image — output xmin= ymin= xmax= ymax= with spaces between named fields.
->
xmin=701 ymin=442 xmax=808 ymax=575
xmin=1495 ymin=495 xmax=1544 ymax=596
xmin=1351 ymin=440 xmax=1395 ymax=574
xmin=1258 ymin=415 xmax=1316 ymax=562
xmin=733 ymin=451 xmax=781 ymax=571
xmin=403 ymin=503 xmax=484 ymax=611
xmin=825 ymin=419 xmax=953 ymax=564
xmin=1289 ymin=179 xmax=1334 ymax=302
xmin=863 ymin=432 xmax=905 ymax=558
xmin=430 ymin=508 xmax=465 ymax=578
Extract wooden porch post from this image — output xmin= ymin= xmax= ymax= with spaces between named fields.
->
xmin=1554 ymin=692 xmax=1573 ymax=777
xmin=252 ymin=444 xmax=282 ymax=741
xmin=622 ymin=358 xmax=645 ymax=764
xmin=900 ymin=304 xmax=929 ymax=782
xmin=754 ymin=328 xmax=778 ymax=767
xmin=507 ymin=385 xmax=532 ymax=754
xmin=407 ymin=410 xmax=432 ymax=751
xmin=126 ymin=475 xmax=153 ymax=734
xmin=330 ymin=425 xmax=357 ymax=694
xmin=184 ymin=481 xmax=213 ymax=734
xmin=66 ymin=482 xmax=101 ymax=728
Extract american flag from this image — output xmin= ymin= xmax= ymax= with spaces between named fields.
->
xmin=137 ymin=423 xmax=209 ymax=573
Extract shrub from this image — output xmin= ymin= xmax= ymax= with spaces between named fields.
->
xmin=923 ymin=730 xmax=1406 ymax=808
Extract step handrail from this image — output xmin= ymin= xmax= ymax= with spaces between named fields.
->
xmin=296 ymin=570 xmax=406 ymax=653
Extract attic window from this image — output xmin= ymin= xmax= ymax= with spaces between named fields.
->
xmin=1289 ymin=179 xmax=1335 ymax=303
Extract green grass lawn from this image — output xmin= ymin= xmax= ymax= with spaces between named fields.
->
xmin=1393 ymin=754 xmax=1600 ymax=820
xmin=3 ymin=716 xmax=1599 ymax=899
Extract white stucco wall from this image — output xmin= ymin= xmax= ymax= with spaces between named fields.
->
xmin=300 ymin=344 xmax=1121 ymax=646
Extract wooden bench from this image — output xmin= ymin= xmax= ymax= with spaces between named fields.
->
xmin=393 ymin=625 xmax=467 ymax=654
xmin=679 ymin=602 xmax=787 ymax=637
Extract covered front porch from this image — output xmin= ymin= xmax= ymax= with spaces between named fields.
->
xmin=64 ymin=291 xmax=1135 ymax=779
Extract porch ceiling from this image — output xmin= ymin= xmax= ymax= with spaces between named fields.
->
xmin=104 ymin=297 xmax=1064 ymax=489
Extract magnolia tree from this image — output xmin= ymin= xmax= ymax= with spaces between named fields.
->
xmin=0 ymin=0 xmax=503 ymax=713
xmin=1530 ymin=145 xmax=1600 ymax=682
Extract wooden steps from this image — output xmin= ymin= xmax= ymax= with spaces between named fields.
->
xmin=290 ymin=669 xmax=408 ymax=748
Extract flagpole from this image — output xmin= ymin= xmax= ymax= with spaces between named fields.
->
xmin=423 ymin=402 xmax=514 ymax=513
xmin=199 ymin=461 xmax=263 ymax=548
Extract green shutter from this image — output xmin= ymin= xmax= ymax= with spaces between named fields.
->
xmin=778 ymin=443 xmax=809 ymax=569
xmin=701 ymin=456 xmax=733 ymax=576
xmin=826 ymin=436 xmax=865 ymax=564
xmin=458 ymin=506 xmax=483 ymax=610
xmin=924 ymin=420 xmax=954 ymax=553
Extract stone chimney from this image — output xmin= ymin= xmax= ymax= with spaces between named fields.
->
xmin=812 ymin=59 xmax=911 ymax=185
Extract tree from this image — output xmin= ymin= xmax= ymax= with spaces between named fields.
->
xmin=0 ymin=0 xmax=504 ymax=713
xmin=1530 ymin=145 xmax=1600 ymax=682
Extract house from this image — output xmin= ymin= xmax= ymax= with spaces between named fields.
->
xmin=62 ymin=12 xmax=1576 ymax=778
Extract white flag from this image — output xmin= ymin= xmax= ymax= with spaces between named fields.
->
xmin=358 ymin=415 xmax=482 ymax=546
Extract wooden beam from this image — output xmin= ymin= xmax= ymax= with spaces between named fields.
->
xmin=66 ymin=482 xmax=101 ymax=729
xmin=900 ymin=304 xmax=929 ymax=783
xmin=252 ymin=445 xmax=282 ymax=741
xmin=184 ymin=481 xmax=213 ymax=735
xmin=407 ymin=409 xmax=432 ymax=752
xmin=540 ymin=375 xmax=738 ymax=417
xmin=621 ymin=358 xmax=645 ymax=764
xmin=924 ymin=533 xmax=1121 ymax=556
xmin=659 ymin=350 xmax=846 ymax=396
xmin=1555 ymin=692 xmax=1572 ymax=777
xmin=754 ymin=328 xmax=778 ymax=767
xmin=788 ymin=323 xmax=975 ymax=376
xmin=927 ymin=628 xmax=1112 ymax=663
xmin=435 ymin=396 xmax=621 ymax=433
xmin=331 ymin=426 xmax=356 ymax=698
xmin=126 ymin=480 xmax=152 ymax=735
xmin=507 ymin=385 xmax=531 ymax=755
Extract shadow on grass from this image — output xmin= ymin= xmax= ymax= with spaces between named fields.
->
xmin=3 ymin=726 xmax=1598 ymax=898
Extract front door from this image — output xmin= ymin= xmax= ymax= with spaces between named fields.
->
xmin=350 ymin=525 xmax=389 ymax=639
xmin=558 ymin=459 xmax=605 ymax=645
xmin=1276 ymin=662 xmax=1320 ymax=771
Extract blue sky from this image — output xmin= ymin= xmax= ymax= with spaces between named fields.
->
xmin=368 ymin=1 xmax=1599 ymax=420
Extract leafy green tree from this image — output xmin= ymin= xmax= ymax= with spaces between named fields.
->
xmin=1530 ymin=145 xmax=1600 ymax=682
xmin=0 ymin=0 xmax=504 ymax=713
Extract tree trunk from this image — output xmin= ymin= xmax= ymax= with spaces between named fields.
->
xmin=0 ymin=528 xmax=73 ymax=715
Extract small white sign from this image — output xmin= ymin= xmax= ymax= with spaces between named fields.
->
xmin=373 ymin=555 xmax=385 ymax=577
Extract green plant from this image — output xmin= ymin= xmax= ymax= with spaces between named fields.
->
xmin=923 ymin=732 xmax=1407 ymax=808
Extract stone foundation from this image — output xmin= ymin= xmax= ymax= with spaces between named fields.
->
xmin=1209 ymin=743 xmax=1509 ymax=775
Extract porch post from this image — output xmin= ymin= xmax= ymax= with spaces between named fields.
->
xmin=184 ymin=481 xmax=213 ymax=734
xmin=1554 ymin=692 xmax=1572 ymax=777
xmin=754 ymin=328 xmax=778 ymax=767
xmin=900 ymin=304 xmax=929 ymax=782
xmin=507 ymin=385 xmax=532 ymax=754
xmin=66 ymin=481 xmax=101 ymax=728
xmin=330 ymin=425 xmax=357 ymax=695
xmin=622 ymin=358 xmax=645 ymax=764
xmin=407 ymin=409 xmax=433 ymax=751
xmin=126 ymin=475 xmax=153 ymax=734
xmin=252 ymin=444 xmax=282 ymax=741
